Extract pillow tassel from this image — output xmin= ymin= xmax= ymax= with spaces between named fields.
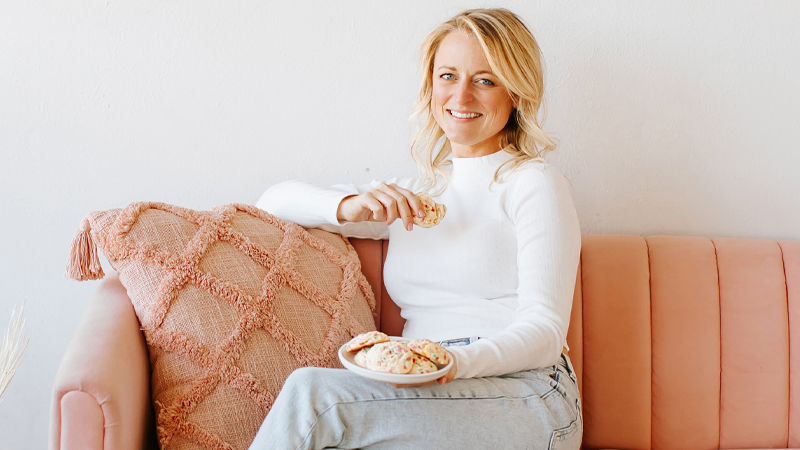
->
xmin=66 ymin=217 xmax=105 ymax=281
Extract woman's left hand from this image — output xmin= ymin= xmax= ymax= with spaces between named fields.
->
xmin=389 ymin=351 xmax=457 ymax=388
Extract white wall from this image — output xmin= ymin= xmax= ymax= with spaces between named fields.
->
xmin=1 ymin=1 xmax=798 ymax=447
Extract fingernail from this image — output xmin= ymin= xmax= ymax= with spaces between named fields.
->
xmin=417 ymin=210 xmax=424 ymax=217
xmin=406 ymin=223 xmax=413 ymax=231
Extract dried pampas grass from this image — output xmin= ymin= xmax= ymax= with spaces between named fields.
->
xmin=0 ymin=302 xmax=28 ymax=405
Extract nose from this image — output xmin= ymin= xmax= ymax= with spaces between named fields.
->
xmin=453 ymin=80 xmax=473 ymax=105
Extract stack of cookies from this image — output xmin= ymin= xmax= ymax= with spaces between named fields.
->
xmin=345 ymin=331 xmax=450 ymax=374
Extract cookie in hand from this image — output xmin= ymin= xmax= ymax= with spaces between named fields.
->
xmin=413 ymin=193 xmax=446 ymax=228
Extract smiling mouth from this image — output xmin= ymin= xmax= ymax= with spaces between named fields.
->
xmin=448 ymin=109 xmax=482 ymax=119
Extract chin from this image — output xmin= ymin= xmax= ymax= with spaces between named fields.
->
xmin=442 ymin=130 xmax=474 ymax=144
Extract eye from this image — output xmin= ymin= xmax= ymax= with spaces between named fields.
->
xmin=477 ymin=78 xmax=495 ymax=86
xmin=440 ymin=73 xmax=455 ymax=80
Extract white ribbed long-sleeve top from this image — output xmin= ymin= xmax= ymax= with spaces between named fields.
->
xmin=256 ymin=150 xmax=581 ymax=379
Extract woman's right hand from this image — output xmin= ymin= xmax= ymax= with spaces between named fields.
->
xmin=337 ymin=183 xmax=425 ymax=231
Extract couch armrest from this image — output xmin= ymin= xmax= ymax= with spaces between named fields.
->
xmin=50 ymin=273 xmax=157 ymax=450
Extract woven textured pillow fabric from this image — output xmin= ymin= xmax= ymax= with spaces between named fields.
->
xmin=76 ymin=202 xmax=377 ymax=450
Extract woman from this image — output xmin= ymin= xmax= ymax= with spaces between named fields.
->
xmin=250 ymin=8 xmax=582 ymax=450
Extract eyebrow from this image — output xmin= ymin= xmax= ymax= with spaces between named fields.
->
xmin=436 ymin=65 xmax=494 ymax=75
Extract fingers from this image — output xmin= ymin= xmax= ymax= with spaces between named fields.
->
xmin=347 ymin=183 xmax=427 ymax=229
xmin=387 ymin=184 xmax=425 ymax=222
xmin=399 ymin=187 xmax=425 ymax=219
xmin=360 ymin=192 xmax=387 ymax=222
xmin=370 ymin=190 xmax=401 ymax=225
xmin=374 ymin=183 xmax=422 ymax=230
xmin=338 ymin=195 xmax=380 ymax=223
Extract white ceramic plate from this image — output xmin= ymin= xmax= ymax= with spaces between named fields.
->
xmin=338 ymin=337 xmax=453 ymax=384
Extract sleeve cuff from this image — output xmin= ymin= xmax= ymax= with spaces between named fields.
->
xmin=319 ymin=188 xmax=355 ymax=226
xmin=445 ymin=346 xmax=470 ymax=380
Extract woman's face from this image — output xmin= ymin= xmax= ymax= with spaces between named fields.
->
xmin=431 ymin=32 xmax=514 ymax=158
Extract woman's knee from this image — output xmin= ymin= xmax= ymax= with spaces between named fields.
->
xmin=282 ymin=366 xmax=323 ymax=391
xmin=280 ymin=367 xmax=341 ymax=399
xmin=279 ymin=366 xmax=369 ymax=406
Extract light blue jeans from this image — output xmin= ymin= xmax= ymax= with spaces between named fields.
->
xmin=249 ymin=353 xmax=582 ymax=450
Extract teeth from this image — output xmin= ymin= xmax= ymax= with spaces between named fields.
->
xmin=449 ymin=110 xmax=481 ymax=119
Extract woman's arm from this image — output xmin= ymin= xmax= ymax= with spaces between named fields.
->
xmin=256 ymin=179 xmax=424 ymax=239
xmin=446 ymin=165 xmax=582 ymax=379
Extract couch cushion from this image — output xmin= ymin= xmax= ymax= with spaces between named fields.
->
xmin=780 ymin=240 xmax=800 ymax=448
xmin=647 ymin=235 xmax=721 ymax=450
xmin=579 ymin=234 xmax=651 ymax=450
xmin=73 ymin=202 xmax=377 ymax=450
xmin=715 ymin=238 xmax=789 ymax=449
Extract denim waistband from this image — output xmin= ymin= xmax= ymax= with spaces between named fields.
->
xmin=438 ymin=336 xmax=482 ymax=347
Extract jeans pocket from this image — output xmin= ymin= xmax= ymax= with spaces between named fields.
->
xmin=548 ymin=415 xmax=582 ymax=450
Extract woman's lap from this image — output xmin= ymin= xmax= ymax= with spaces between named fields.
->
xmin=249 ymin=354 xmax=582 ymax=450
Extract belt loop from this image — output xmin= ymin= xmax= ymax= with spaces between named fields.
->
xmin=561 ymin=353 xmax=578 ymax=383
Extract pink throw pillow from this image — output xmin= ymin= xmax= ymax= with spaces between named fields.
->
xmin=67 ymin=202 xmax=377 ymax=449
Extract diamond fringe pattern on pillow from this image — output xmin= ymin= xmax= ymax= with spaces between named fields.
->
xmin=66 ymin=202 xmax=377 ymax=450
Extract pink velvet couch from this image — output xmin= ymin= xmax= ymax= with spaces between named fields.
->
xmin=50 ymin=234 xmax=800 ymax=449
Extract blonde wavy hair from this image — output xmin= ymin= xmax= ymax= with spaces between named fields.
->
xmin=410 ymin=8 xmax=556 ymax=193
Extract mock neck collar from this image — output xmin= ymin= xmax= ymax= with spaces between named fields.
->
xmin=452 ymin=149 xmax=513 ymax=164
xmin=450 ymin=150 xmax=514 ymax=184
